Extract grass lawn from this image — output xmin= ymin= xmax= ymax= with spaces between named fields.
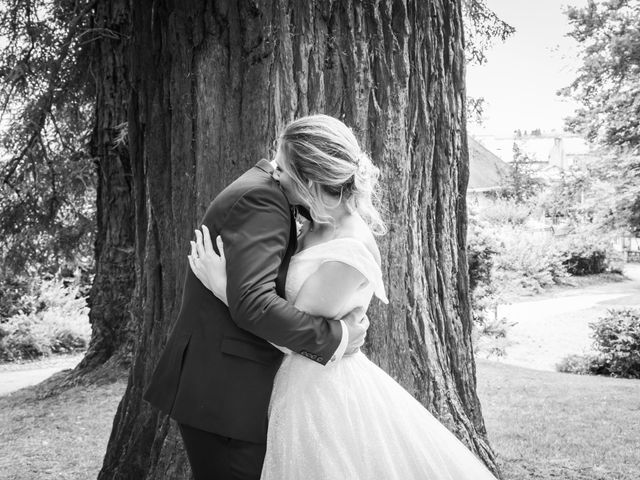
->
xmin=1 ymin=360 xmax=639 ymax=479
xmin=477 ymin=359 xmax=640 ymax=480
xmin=0 ymin=379 xmax=126 ymax=480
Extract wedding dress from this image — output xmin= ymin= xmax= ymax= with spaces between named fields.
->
xmin=261 ymin=237 xmax=498 ymax=480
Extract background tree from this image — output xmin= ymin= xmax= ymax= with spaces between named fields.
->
xmin=561 ymin=0 xmax=640 ymax=232
xmin=74 ymin=0 xmax=135 ymax=378
xmin=562 ymin=0 xmax=640 ymax=148
xmin=0 ymin=0 xmax=96 ymax=283
xmin=462 ymin=0 xmax=514 ymax=65
xmin=543 ymin=150 xmax=640 ymax=235
xmin=499 ymin=142 xmax=542 ymax=203
xmin=0 ymin=0 xmax=100 ymax=362
xmin=97 ymin=0 xmax=501 ymax=478
xmin=0 ymin=0 xmax=136 ymax=378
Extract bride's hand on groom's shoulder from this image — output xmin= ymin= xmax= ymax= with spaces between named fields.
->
xmin=188 ymin=225 xmax=229 ymax=306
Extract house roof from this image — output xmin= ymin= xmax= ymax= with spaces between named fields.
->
xmin=467 ymin=136 xmax=510 ymax=191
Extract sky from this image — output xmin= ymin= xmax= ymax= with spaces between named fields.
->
xmin=466 ymin=0 xmax=591 ymax=136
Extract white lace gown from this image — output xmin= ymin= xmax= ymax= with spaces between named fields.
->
xmin=261 ymin=238 xmax=498 ymax=480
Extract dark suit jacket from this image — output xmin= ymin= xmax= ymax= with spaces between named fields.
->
xmin=143 ymin=159 xmax=342 ymax=443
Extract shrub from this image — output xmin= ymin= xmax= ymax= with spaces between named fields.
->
xmin=556 ymin=231 xmax=622 ymax=276
xmin=556 ymin=309 xmax=640 ymax=378
xmin=477 ymin=198 xmax=533 ymax=226
xmin=559 ymin=235 xmax=609 ymax=275
xmin=590 ymin=309 xmax=640 ymax=378
xmin=467 ymin=216 xmax=507 ymax=328
xmin=467 ymin=216 xmax=500 ymax=292
xmin=556 ymin=353 xmax=604 ymax=375
xmin=0 ymin=279 xmax=90 ymax=362
xmin=564 ymin=249 xmax=607 ymax=275
xmin=491 ymin=226 xmax=568 ymax=295
xmin=472 ymin=314 xmax=515 ymax=358
xmin=0 ymin=274 xmax=41 ymax=321
xmin=0 ymin=314 xmax=50 ymax=360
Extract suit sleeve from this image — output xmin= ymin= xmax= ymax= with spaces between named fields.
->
xmin=220 ymin=184 xmax=343 ymax=365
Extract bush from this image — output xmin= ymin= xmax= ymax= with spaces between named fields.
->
xmin=0 ymin=279 xmax=90 ymax=362
xmin=556 ymin=309 xmax=640 ymax=378
xmin=469 ymin=201 xmax=589 ymax=298
xmin=590 ymin=309 xmax=640 ymax=378
xmin=0 ymin=314 xmax=51 ymax=360
xmin=467 ymin=217 xmax=516 ymax=357
xmin=476 ymin=198 xmax=533 ymax=226
xmin=467 ymin=216 xmax=501 ymax=292
xmin=472 ymin=314 xmax=514 ymax=358
xmin=0 ymin=274 xmax=41 ymax=321
xmin=558 ymin=234 xmax=610 ymax=275
xmin=467 ymin=217 xmax=504 ymax=319
xmin=555 ymin=228 xmax=624 ymax=276
xmin=491 ymin=226 xmax=568 ymax=295
xmin=556 ymin=353 xmax=603 ymax=375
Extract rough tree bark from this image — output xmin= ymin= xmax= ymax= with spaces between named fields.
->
xmin=75 ymin=0 xmax=136 ymax=380
xmin=98 ymin=0 xmax=500 ymax=478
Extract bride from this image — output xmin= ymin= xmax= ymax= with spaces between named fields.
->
xmin=189 ymin=114 xmax=498 ymax=480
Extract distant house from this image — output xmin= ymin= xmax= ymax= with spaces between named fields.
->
xmin=471 ymin=134 xmax=595 ymax=182
xmin=467 ymin=136 xmax=511 ymax=194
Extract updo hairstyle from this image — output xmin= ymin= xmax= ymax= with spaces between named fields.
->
xmin=277 ymin=114 xmax=386 ymax=235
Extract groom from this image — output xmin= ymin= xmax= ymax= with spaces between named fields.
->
xmin=143 ymin=158 xmax=367 ymax=480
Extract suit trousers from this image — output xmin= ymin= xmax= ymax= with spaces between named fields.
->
xmin=178 ymin=423 xmax=266 ymax=480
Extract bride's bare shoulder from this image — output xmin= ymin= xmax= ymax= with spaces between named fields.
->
xmin=337 ymin=216 xmax=382 ymax=267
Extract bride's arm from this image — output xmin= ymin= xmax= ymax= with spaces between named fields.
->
xmin=293 ymin=261 xmax=368 ymax=318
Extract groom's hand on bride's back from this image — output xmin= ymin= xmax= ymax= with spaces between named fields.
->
xmin=340 ymin=307 xmax=369 ymax=356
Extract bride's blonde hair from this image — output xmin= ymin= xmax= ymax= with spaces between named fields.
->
xmin=277 ymin=114 xmax=386 ymax=235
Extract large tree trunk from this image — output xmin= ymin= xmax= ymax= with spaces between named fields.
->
xmin=99 ymin=0 xmax=500 ymax=478
xmin=74 ymin=0 xmax=136 ymax=381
